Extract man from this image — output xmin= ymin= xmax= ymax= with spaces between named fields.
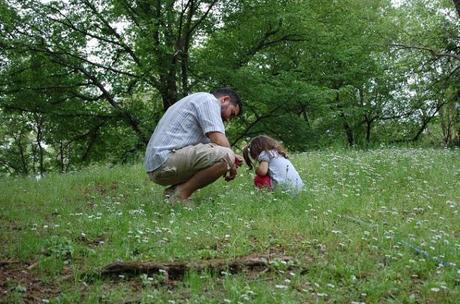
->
xmin=144 ymin=87 xmax=243 ymax=202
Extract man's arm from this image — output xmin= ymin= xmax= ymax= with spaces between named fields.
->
xmin=207 ymin=131 xmax=231 ymax=147
xmin=207 ymin=131 xmax=244 ymax=181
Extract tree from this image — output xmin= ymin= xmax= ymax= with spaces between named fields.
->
xmin=1 ymin=0 xmax=459 ymax=175
xmin=389 ymin=0 xmax=460 ymax=144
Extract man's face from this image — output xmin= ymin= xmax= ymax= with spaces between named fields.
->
xmin=220 ymin=96 xmax=240 ymax=122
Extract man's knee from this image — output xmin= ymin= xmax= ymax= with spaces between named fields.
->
xmin=148 ymin=170 xmax=176 ymax=186
xmin=149 ymin=144 xmax=236 ymax=184
xmin=212 ymin=146 xmax=235 ymax=168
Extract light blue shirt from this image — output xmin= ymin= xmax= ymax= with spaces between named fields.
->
xmin=144 ymin=93 xmax=225 ymax=172
xmin=258 ymin=150 xmax=304 ymax=192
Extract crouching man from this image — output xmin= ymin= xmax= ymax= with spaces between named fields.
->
xmin=144 ymin=88 xmax=243 ymax=202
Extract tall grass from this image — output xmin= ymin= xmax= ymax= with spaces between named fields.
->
xmin=1 ymin=148 xmax=459 ymax=303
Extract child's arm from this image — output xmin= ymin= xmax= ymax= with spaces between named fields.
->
xmin=255 ymin=161 xmax=269 ymax=176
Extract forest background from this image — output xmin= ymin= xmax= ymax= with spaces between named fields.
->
xmin=1 ymin=0 xmax=459 ymax=176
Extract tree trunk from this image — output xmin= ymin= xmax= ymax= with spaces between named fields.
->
xmin=412 ymin=102 xmax=445 ymax=141
xmin=153 ymin=0 xmax=178 ymax=110
xmin=365 ymin=119 xmax=372 ymax=144
xmin=17 ymin=134 xmax=29 ymax=175
xmin=341 ymin=115 xmax=355 ymax=146
xmin=334 ymin=87 xmax=355 ymax=146
xmin=454 ymin=0 xmax=460 ymax=17
xmin=34 ymin=115 xmax=45 ymax=177
xmin=59 ymin=141 xmax=65 ymax=173
xmin=180 ymin=45 xmax=190 ymax=96
xmin=160 ymin=72 xmax=179 ymax=110
xmin=81 ymin=123 xmax=104 ymax=162
xmin=412 ymin=117 xmax=433 ymax=141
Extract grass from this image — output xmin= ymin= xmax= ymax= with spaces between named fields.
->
xmin=0 ymin=148 xmax=459 ymax=303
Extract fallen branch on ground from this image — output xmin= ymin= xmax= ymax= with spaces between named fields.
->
xmin=100 ymin=254 xmax=298 ymax=280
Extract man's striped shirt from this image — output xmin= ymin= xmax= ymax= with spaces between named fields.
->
xmin=144 ymin=92 xmax=225 ymax=172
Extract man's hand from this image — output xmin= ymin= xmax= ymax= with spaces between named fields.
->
xmin=234 ymin=155 xmax=243 ymax=168
xmin=225 ymin=154 xmax=243 ymax=181
xmin=225 ymin=165 xmax=237 ymax=181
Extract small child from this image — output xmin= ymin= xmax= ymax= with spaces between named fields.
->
xmin=242 ymin=135 xmax=304 ymax=192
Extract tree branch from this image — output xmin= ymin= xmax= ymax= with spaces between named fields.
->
xmin=188 ymin=0 xmax=219 ymax=36
xmin=2 ymin=104 xmax=119 ymax=119
xmin=230 ymin=104 xmax=284 ymax=146
xmin=391 ymin=43 xmax=460 ymax=62
xmin=80 ymin=0 xmax=141 ymax=66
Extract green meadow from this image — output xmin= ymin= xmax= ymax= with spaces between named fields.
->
xmin=1 ymin=148 xmax=459 ymax=303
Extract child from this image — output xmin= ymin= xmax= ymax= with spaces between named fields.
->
xmin=242 ymin=135 xmax=304 ymax=192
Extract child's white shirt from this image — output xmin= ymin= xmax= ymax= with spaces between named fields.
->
xmin=257 ymin=150 xmax=304 ymax=192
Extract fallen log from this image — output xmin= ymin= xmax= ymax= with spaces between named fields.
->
xmin=100 ymin=254 xmax=295 ymax=280
xmin=0 ymin=259 xmax=20 ymax=267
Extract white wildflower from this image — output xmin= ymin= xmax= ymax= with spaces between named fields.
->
xmin=275 ymin=284 xmax=288 ymax=289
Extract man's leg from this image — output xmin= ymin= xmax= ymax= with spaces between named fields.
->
xmin=163 ymin=185 xmax=177 ymax=197
xmin=176 ymin=159 xmax=228 ymax=200
xmin=151 ymin=144 xmax=236 ymax=201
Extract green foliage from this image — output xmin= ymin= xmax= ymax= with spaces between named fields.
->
xmin=43 ymin=235 xmax=74 ymax=260
xmin=1 ymin=0 xmax=459 ymax=175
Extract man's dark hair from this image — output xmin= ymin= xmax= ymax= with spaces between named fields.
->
xmin=212 ymin=87 xmax=243 ymax=115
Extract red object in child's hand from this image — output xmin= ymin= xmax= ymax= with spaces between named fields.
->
xmin=254 ymin=175 xmax=272 ymax=189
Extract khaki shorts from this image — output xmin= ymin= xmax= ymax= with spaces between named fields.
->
xmin=148 ymin=143 xmax=234 ymax=186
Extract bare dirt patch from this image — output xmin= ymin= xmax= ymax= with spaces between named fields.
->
xmin=0 ymin=260 xmax=59 ymax=303
xmin=92 ymin=182 xmax=119 ymax=196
